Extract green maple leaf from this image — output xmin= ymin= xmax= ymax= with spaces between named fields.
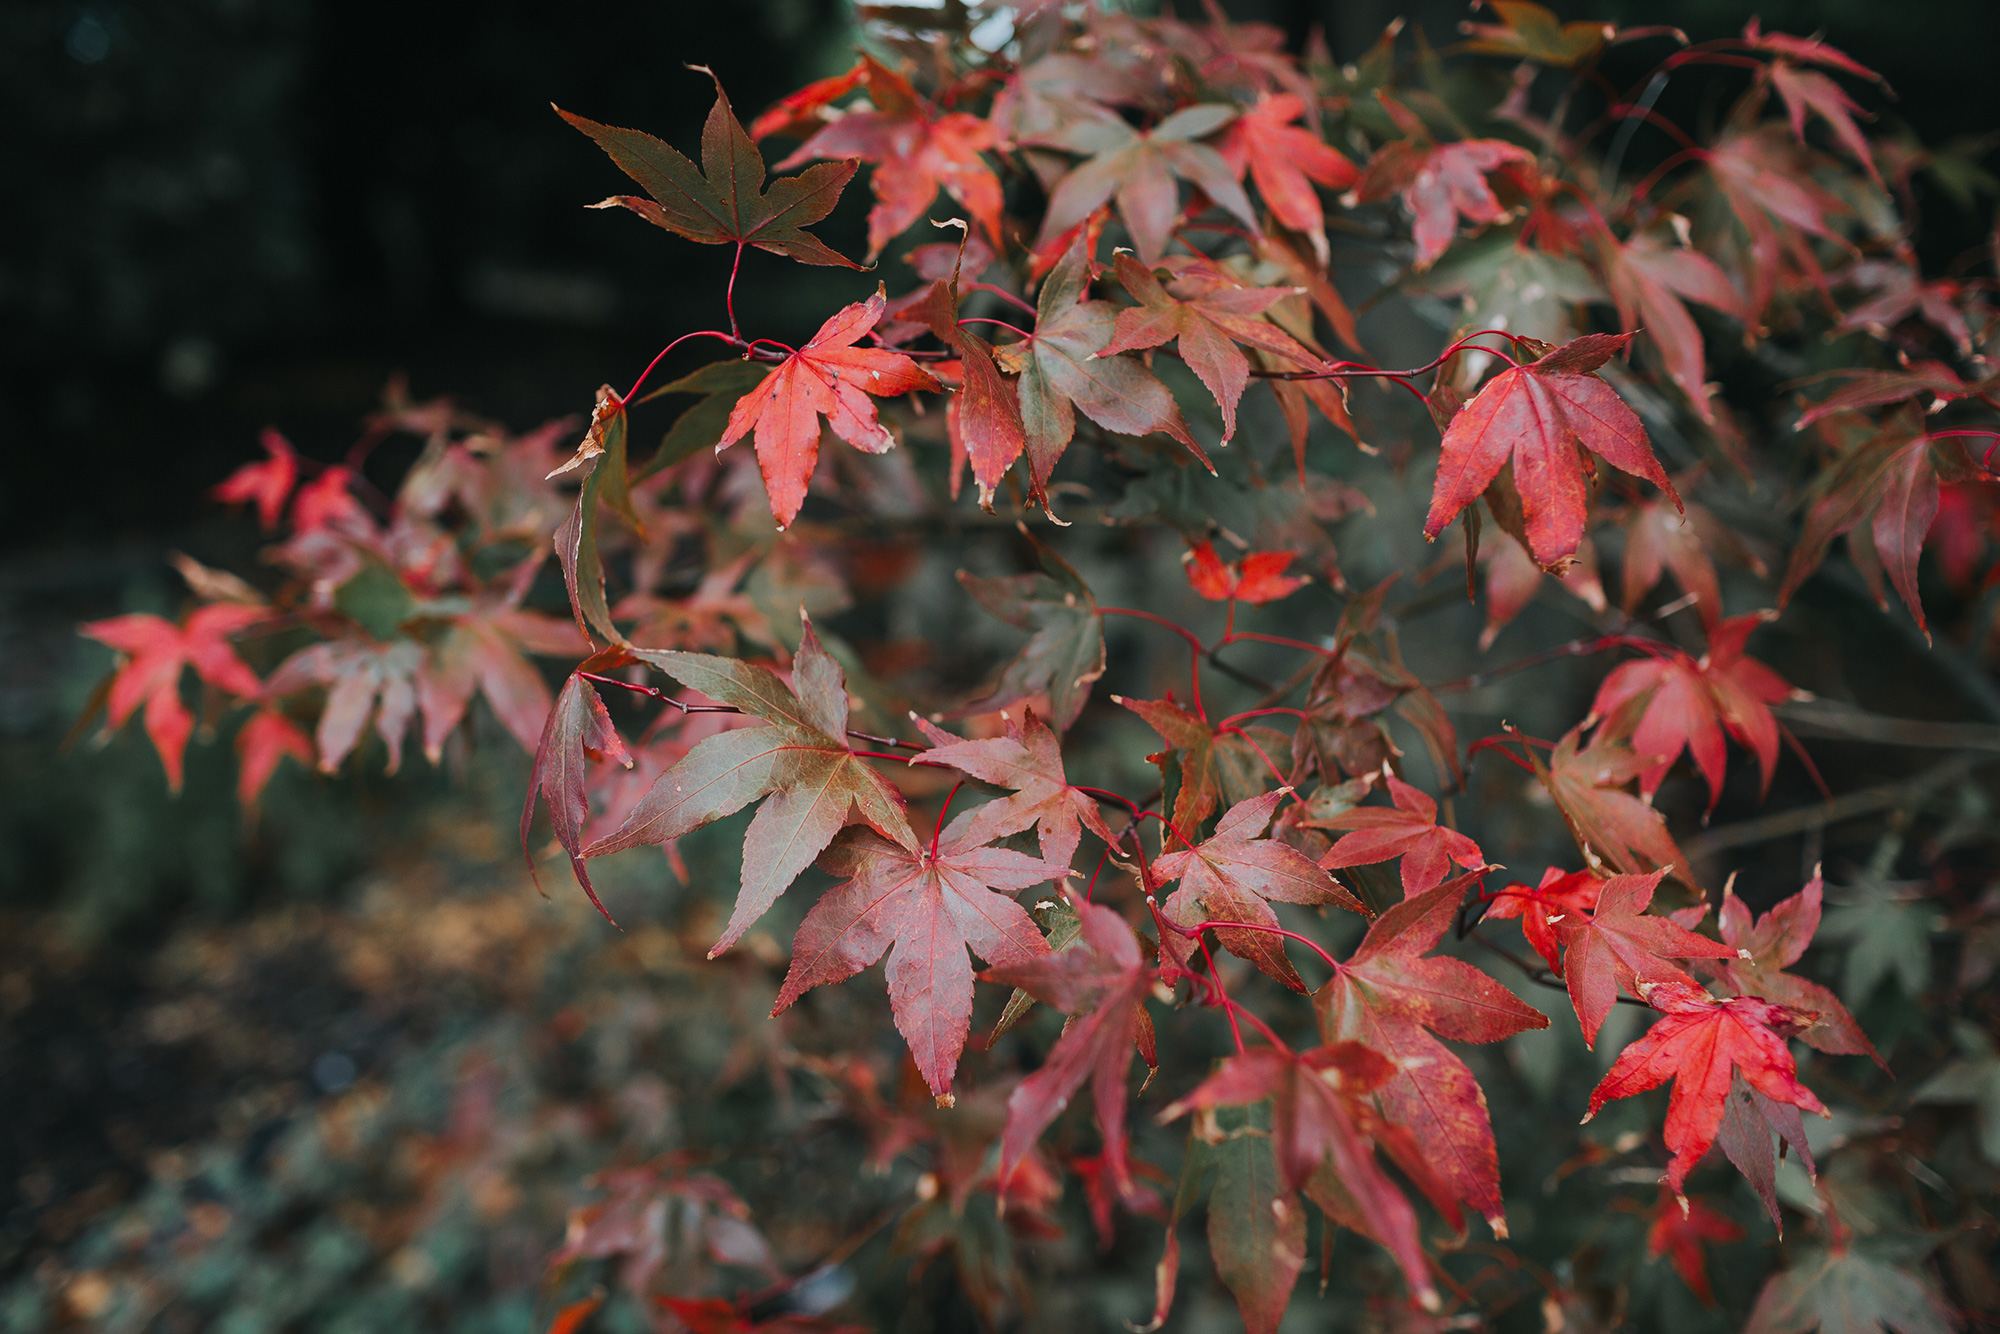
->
xmin=1746 ymin=1241 xmax=1952 ymax=1334
xmin=560 ymin=68 xmax=863 ymax=269
xmin=1915 ymin=1021 xmax=2000 ymax=1163
xmin=957 ymin=535 xmax=1105 ymax=733
xmin=1819 ymin=877 xmax=1941 ymax=1005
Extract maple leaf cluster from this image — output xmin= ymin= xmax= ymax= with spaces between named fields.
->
xmin=76 ymin=0 xmax=2000 ymax=1328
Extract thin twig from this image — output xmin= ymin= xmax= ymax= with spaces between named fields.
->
xmin=1681 ymin=753 xmax=1990 ymax=861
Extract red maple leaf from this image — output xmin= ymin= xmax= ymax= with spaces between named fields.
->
xmin=1162 ymin=1040 xmax=1448 ymax=1311
xmin=1601 ymin=230 xmax=1745 ymax=420
xmin=1701 ymin=870 xmax=1881 ymax=1065
xmin=1646 ymin=1188 xmax=1744 ymax=1305
xmin=234 ymin=706 xmax=313 ymax=813
xmin=1422 ymin=332 xmax=1680 ymax=569
xmin=1793 ymin=363 xmax=1974 ymax=430
xmin=543 ymin=1296 xmax=602 ymax=1334
xmin=1589 ymin=612 xmax=1797 ymax=810
xmin=1354 ymin=99 xmax=1536 ymax=269
xmin=1475 ymin=526 xmax=1607 ymax=650
xmin=212 ymin=427 xmax=299 ymax=531
xmin=984 ymin=898 xmax=1158 ymax=1203
xmin=417 ymin=566 xmax=592 ymax=762
xmin=1766 ymin=56 xmax=1884 ymax=188
xmin=1315 ymin=769 xmax=1487 ymax=899
xmin=1585 ymin=980 xmax=1828 ymax=1195
xmin=1101 ymin=253 xmax=1323 ymax=443
xmin=1029 ymin=102 xmax=1258 ymax=265
xmin=1556 ymin=869 xmax=1738 ymax=1047
xmin=1484 ymin=866 xmax=1604 ymax=974
xmin=913 ymin=708 xmax=1119 ymax=878
xmin=81 ymin=603 xmax=266 ymax=790
xmin=291 ymin=465 xmax=369 ymax=534
xmin=1152 ymin=789 xmax=1364 ymax=991
xmin=520 ymin=647 xmax=634 ymax=923
xmin=585 ymin=697 xmax=756 ymax=883
xmin=1714 ymin=1070 xmax=1818 ymax=1229
xmin=1216 ymin=93 xmax=1359 ymax=266
xmin=1836 ymin=260 xmax=1973 ymax=354
xmin=716 ymin=291 xmax=941 ymax=528
xmin=1181 ymin=541 xmax=1309 ymax=605
xmin=773 ymin=816 xmax=1051 ymax=1102
xmin=1618 ymin=495 xmax=1766 ymax=631
xmin=1737 ymin=17 xmax=1883 ymax=84
xmin=1521 ymin=721 xmax=1692 ymax=880
xmin=657 ymin=1296 xmax=867 ymax=1334
xmin=1705 ymin=128 xmax=1847 ymax=319
xmin=775 ymin=56 xmax=1003 ymax=259
xmin=1778 ymin=429 xmax=1956 ymax=641
xmin=1316 ymin=879 xmax=1550 ymax=1236
xmin=907 ymin=268 xmax=1027 ymax=510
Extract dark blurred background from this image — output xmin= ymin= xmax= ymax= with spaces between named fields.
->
xmin=3 ymin=1 xmax=1998 ymax=1328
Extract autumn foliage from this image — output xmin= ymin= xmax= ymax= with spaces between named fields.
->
xmin=75 ymin=3 xmax=2000 ymax=1331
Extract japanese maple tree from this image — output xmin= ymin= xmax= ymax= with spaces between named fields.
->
xmin=75 ymin=2 xmax=2000 ymax=1330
